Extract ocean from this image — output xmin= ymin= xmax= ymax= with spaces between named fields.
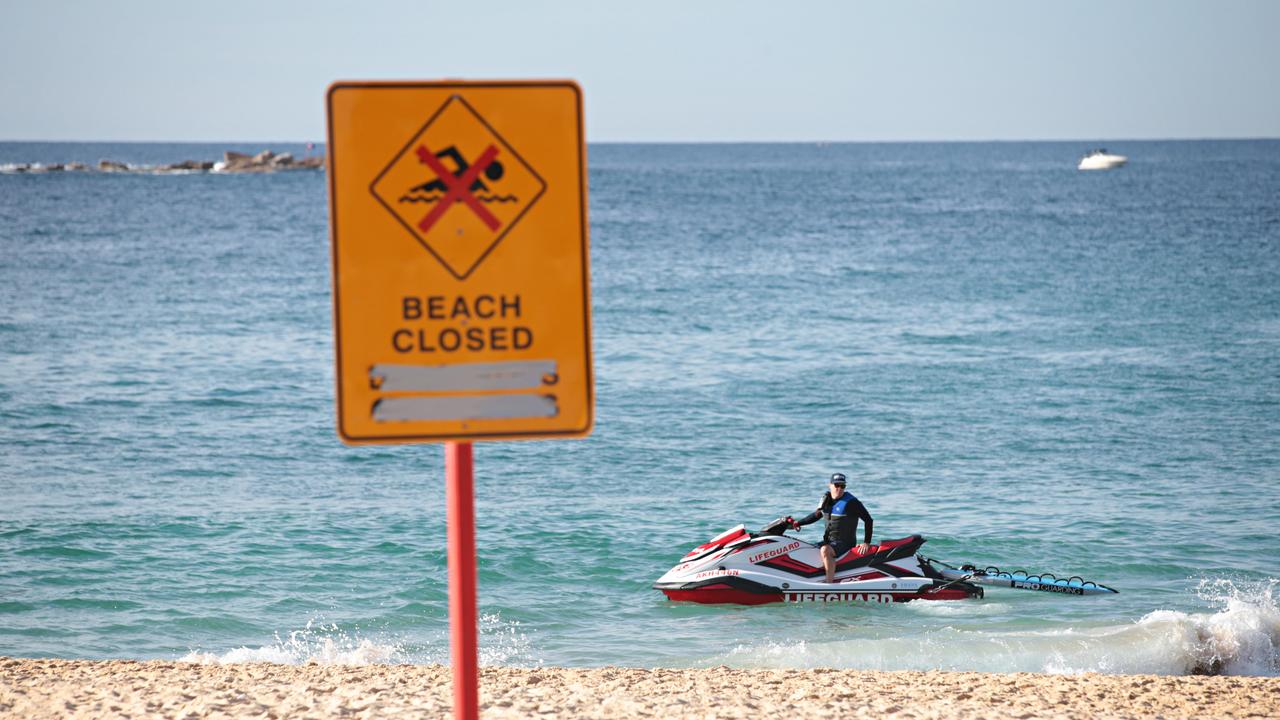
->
xmin=1 ymin=140 xmax=1278 ymax=676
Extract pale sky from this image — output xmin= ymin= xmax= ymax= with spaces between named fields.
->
xmin=3 ymin=0 xmax=1277 ymax=142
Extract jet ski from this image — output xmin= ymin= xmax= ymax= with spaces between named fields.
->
xmin=654 ymin=518 xmax=982 ymax=604
xmin=655 ymin=518 xmax=1116 ymax=605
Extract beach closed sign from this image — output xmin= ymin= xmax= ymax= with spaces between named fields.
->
xmin=326 ymin=81 xmax=593 ymax=443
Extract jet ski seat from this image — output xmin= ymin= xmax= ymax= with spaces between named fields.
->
xmin=833 ymin=535 xmax=925 ymax=569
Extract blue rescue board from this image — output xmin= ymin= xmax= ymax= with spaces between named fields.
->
xmin=935 ymin=566 xmax=1118 ymax=596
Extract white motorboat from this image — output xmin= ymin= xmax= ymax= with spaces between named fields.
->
xmin=1078 ymin=149 xmax=1127 ymax=170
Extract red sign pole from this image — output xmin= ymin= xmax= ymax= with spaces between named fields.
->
xmin=445 ymin=441 xmax=479 ymax=720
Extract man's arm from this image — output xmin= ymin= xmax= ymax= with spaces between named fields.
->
xmin=853 ymin=500 xmax=874 ymax=544
xmin=794 ymin=509 xmax=822 ymax=527
xmin=794 ymin=496 xmax=826 ymax=527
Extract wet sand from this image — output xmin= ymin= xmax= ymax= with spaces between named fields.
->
xmin=2 ymin=657 xmax=1278 ymax=719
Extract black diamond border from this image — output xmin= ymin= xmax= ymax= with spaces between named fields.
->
xmin=368 ymin=95 xmax=548 ymax=281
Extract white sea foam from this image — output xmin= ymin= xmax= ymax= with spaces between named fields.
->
xmin=181 ymin=619 xmax=404 ymax=666
xmin=718 ymin=579 xmax=1279 ymax=676
xmin=906 ymin=600 xmax=1015 ymax=617
xmin=477 ymin=612 xmax=541 ymax=666
xmin=179 ymin=612 xmax=539 ymax=667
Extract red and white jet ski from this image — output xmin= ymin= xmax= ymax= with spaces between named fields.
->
xmin=654 ymin=518 xmax=983 ymax=605
xmin=656 ymin=518 xmax=1118 ymax=605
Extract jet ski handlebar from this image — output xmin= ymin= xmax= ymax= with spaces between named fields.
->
xmin=756 ymin=516 xmax=801 ymax=537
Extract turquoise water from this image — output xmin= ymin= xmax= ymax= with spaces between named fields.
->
xmin=1 ymin=140 xmax=1278 ymax=675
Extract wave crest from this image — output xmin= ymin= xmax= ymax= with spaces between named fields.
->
xmin=179 ymin=612 xmax=538 ymax=667
xmin=718 ymin=578 xmax=1279 ymax=676
xmin=181 ymin=620 xmax=403 ymax=666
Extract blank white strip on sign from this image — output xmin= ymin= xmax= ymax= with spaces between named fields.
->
xmin=373 ymin=395 xmax=559 ymax=422
xmin=371 ymin=360 xmax=557 ymax=392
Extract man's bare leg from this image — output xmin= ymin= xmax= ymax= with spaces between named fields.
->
xmin=821 ymin=545 xmax=836 ymax=583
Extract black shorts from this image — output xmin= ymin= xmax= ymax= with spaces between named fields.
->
xmin=818 ymin=539 xmax=854 ymax=557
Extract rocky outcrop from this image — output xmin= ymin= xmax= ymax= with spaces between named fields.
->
xmin=1 ymin=150 xmax=324 ymax=175
xmin=156 ymin=160 xmax=214 ymax=172
xmin=214 ymin=149 xmax=323 ymax=173
xmin=0 ymin=162 xmax=94 ymax=173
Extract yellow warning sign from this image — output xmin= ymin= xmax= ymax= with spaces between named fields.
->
xmin=326 ymin=81 xmax=592 ymax=444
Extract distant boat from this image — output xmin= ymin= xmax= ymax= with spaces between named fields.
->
xmin=1078 ymin=149 xmax=1127 ymax=170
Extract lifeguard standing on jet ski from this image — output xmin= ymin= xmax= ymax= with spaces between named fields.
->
xmin=793 ymin=473 xmax=874 ymax=583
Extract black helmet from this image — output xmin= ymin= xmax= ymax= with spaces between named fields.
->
xmin=830 ymin=473 xmax=847 ymax=487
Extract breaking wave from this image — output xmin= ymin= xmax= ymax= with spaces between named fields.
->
xmin=180 ymin=619 xmax=404 ymax=666
xmin=716 ymin=579 xmax=1279 ymax=676
xmin=180 ymin=613 xmax=539 ymax=667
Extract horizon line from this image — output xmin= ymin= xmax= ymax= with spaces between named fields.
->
xmin=2 ymin=135 xmax=1278 ymax=146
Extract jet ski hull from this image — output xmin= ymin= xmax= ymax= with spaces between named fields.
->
xmin=659 ymin=585 xmax=977 ymax=604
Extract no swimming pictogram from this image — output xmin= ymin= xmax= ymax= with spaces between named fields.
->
xmin=370 ymin=96 xmax=546 ymax=280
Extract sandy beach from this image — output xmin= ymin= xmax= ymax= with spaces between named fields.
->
xmin=1 ymin=657 xmax=1277 ymax=719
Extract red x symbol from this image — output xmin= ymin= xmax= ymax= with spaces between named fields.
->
xmin=414 ymin=144 xmax=502 ymax=233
